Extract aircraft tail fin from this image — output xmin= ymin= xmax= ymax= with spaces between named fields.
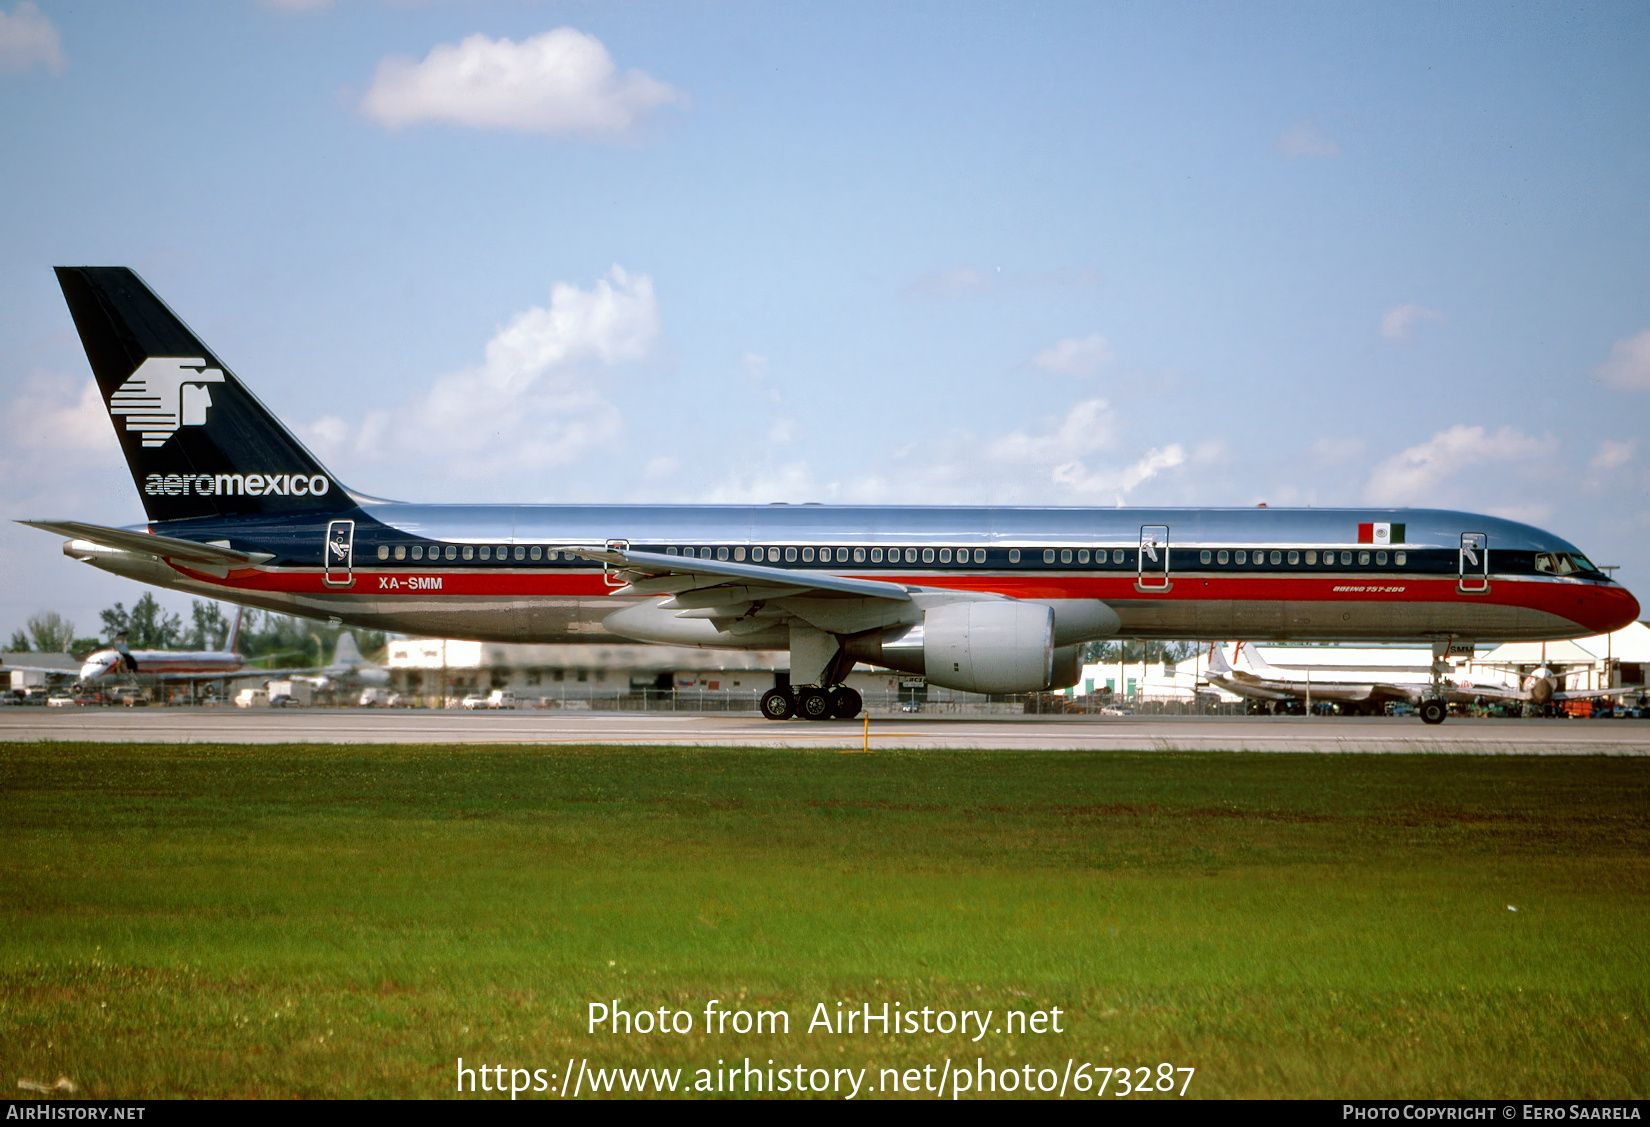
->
xmin=54 ymin=267 xmax=357 ymax=524
xmin=333 ymin=631 xmax=362 ymax=667
xmin=1238 ymin=642 xmax=1278 ymax=674
xmin=1207 ymin=643 xmax=1234 ymax=675
xmin=225 ymin=606 xmax=244 ymax=655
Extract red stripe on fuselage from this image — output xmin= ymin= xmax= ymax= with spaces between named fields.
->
xmin=175 ymin=566 xmax=1640 ymax=634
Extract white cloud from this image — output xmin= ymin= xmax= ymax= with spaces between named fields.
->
xmin=1363 ymin=425 xmax=1556 ymax=505
xmin=1051 ymin=444 xmax=1186 ymax=496
xmin=4 ymin=376 xmax=110 ymax=451
xmin=1275 ymin=117 xmax=1339 ymax=158
xmin=0 ymin=2 xmax=63 ymax=75
xmin=1030 ymin=334 xmax=1114 ymax=378
xmin=907 ymin=267 xmax=994 ymax=300
xmin=361 ymin=27 xmax=682 ymax=139
xmin=1596 ymin=329 xmax=1650 ymax=391
xmin=1379 ymin=304 xmax=1445 ymax=342
xmin=1589 ymin=438 xmax=1635 ymax=472
xmin=310 ymin=267 xmax=660 ymax=489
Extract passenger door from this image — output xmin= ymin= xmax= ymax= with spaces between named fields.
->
xmin=1137 ymin=525 xmax=1170 ymax=591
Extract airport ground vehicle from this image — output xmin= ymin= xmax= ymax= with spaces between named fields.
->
xmin=461 ymin=690 xmax=516 ymax=710
xmin=21 ymin=268 xmax=1642 ymax=724
xmin=234 ymin=688 xmax=269 ymax=708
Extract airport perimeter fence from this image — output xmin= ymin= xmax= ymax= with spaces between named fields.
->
xmin=455 ymin=689 xmax=1250 ymax=716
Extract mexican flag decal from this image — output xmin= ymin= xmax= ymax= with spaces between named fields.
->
xmin=1358 ymin=522 xmax=1405 ymax=545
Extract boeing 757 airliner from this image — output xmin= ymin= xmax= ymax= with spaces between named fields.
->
xmin=21 ymin=268 xmax=1640 ymax=724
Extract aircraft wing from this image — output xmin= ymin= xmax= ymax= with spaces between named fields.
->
xmin=569 ymin=547 xmax=915 ymax=602
xmin=1552 ymin=686 xmax=1642 ymax=701
xmin=18 ymin=520 xmax=275 ymax=567
xmin=0 ymin=661 xmax=80 ymax=676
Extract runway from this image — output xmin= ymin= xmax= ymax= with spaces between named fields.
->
xmin=2 ymin=707 xmax=1647 ymax=753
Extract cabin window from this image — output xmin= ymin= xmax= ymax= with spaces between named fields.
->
xmin=939 ymin=548 xmax=952 ymax=563
xmin=1217 ymin=550 xmax=1229 ymax=564
xmin=1113 ymin=550 xmax=1125 ymax=564
xmin=1359 ymin=551 xmax=1371 ymax=565
xmin=1235 ymin=550 xmax=1247 ymax=564
xmin=1376 ymin=551 xmax=1388 ymax=565
xmin=1305 ymin=550 xmax=1317 ymax=564
xmin=870 ymin=548 xmax=883 ymax=563
xmin=1269 ymin=550 xmax=1281 ymax=564
xmin=1200 ymin=550 xmax=1212 ymax=564
xmin=750 ymin=547 xmax=763 ymax=561
xmin=905 ymin=548 xmax=917 ymax=562
xmin=445 ymin=546 xmax=458 ymax=560
xmin=1009 ymin=549 xmax=1021 ymax=563
xmin=1056 ymin=549 xmax=1068 ymax=564
xmin=1287 ymin=551 xmax=1299 ymax=565
xmin=498 ymin=547 xmax=507 ymax=559
xmin=835 ymin=547 xmax=847 ymax=562
xmin=922 ymin=548 xmax=936 ymax=563
xmin=411 ymin=545 xmax=422 ymax=560
xmin=785 ymin=547 xmax=798 ymax=562
xmin=1340 ymin=551 xmax=1352 ymax=564
xmin=548 ymin=550 xmax=560 ymax=560
xmin=732 ymin=547 xmax=744 ymax=561
xmin=802 ymin=547 xmax=815 ymax=562
xmin=718 ymin=547 xmax=730 ymax=561
xmin=1394 ymin=551 xmax=1406 ymax=565
xmin=666 ymin=546 xmax=678 ymax=555
xmin=457 ymin=546 xmax=470 ymax=560
xmin=377 ymin=545 xmax=389 ymax=560
xmin=514 ymin=546 xmax=525 ymax=561
xmin=530 ymin=546 xmax=542 ymax=560
xmin=852 ymin=547 xmax=865 ymax=563
xmin=1043 ymin=549 xmax=1055 ymax=563
xmin=479 ymin=546 xmax=491 ymax=560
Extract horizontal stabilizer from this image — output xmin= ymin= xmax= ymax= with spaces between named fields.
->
xmin=17 ymin=520 xmax=273 ymax=567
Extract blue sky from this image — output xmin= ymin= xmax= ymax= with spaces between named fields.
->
xmin=2 ymin=1 xmax=1647 ymax=639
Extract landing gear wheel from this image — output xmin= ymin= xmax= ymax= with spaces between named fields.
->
xmin=760 ymin=688 xmax=795 ymax=721
xmin=797 ymin=687 xmax=832 ymax=721
xmin=829 ymin=686 xmax=863 ymax=719
xmin=1419 ymin=699 xmax=1447 ymax=725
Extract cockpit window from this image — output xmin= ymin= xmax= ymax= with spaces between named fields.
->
xmin=1535 ymin=553 xmax=1555 ymax=574
xmin=1568 ymin=553 xmax=1596 ymax=573
xmin=1554 ymin=554 xmax=1576 ymax=576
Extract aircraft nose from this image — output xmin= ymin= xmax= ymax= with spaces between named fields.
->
xmin=1585 ymin=582 xmax=1641 ymax=635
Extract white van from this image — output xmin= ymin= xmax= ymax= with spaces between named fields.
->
xmin=235 ymin=687 xmax=270 ymax=708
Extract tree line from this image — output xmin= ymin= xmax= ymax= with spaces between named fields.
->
xmin=6 ymin=596 xmax=386 ymax=665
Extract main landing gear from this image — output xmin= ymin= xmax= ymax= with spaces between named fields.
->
xmin=1418 ymin=699 xmax=1448 ymax=726
xmin=760 ymin=685 xmax=863 ymax=721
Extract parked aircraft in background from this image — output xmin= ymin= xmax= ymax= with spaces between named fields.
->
xmin=285 ymin=632 xmax=389 ymax=692
xmin=18 ymin=268 xmax=1642 ymax=724
xmin=1205 ymin=642 xmax=1639 ymax=722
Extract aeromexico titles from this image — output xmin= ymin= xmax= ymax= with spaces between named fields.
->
xmin=21 ymin=267 xmax=1640 ymax=724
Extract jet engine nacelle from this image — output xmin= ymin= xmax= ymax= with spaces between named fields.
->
xmin=846 ymin=600 xmax=1056 ymax=694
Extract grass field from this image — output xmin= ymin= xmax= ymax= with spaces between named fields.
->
xmin=1 ymin=742 xmax=1646 ymax=1099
